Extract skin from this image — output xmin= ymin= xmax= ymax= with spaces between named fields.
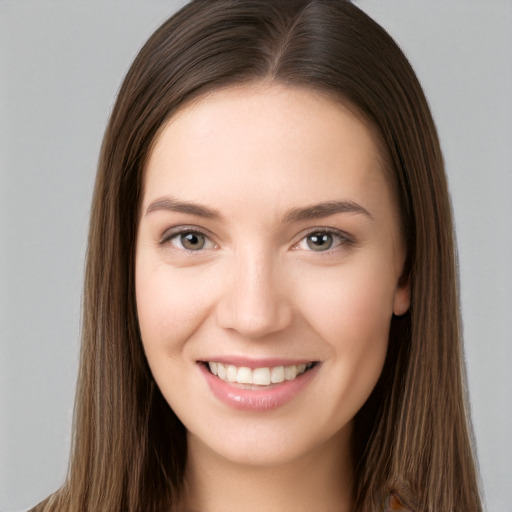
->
xmin=135 ymin=83 xmax=410 ymax=512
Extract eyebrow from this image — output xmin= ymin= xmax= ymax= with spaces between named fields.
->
xmin=145 ymin=197 xmax=222 ymax=219
xmin=145 ymin=196 xmax=373 ymax=222
xmin=283 ymin=200 xmax=373 ymax=223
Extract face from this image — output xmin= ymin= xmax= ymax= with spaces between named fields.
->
xmin=135 ymin=84 xmax=409 ymax=468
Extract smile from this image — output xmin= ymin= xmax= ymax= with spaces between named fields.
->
xmin=206 ymin=361 xmax=316 ymax=386
xmin=199 ymin=360 xmax=320 ymax=410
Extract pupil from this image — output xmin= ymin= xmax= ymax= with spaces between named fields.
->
xmin=182 ymin=232 xmax=205 ymax=250
xmin=307 ymin=233 xmax=332 ymax=251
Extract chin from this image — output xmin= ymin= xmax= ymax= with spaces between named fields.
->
xmin=186 ymin=414 xmax=352 ymax=469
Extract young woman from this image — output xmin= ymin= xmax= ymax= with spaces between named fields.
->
xmin=31 ymin=1 xmax=482 ymax=511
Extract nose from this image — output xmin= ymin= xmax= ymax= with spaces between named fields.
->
xmin=215 ymin=250 xmax=293 ymax=339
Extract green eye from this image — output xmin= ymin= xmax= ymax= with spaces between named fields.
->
xmin=306 ymin=232 xmax=334 ymax=251
xmin=164 ymin=227 xmax=216 ymax=252
xmin=297 ymin=230 xmax=350 ymax=253
xmin=179 ymin=232 xmax=206 ymax=250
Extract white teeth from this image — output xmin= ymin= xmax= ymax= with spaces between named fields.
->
xmin=270 ymin=366 xmax=285 ymax=383
xmin=226 ymin=365 xmax=237 ymax=382
xmin=252 ymin=367 xmax=271 ymax=386
xmin=208 ymin=362 xmax=313 ymax=386
xmin=217 ymin=363 xmax=226 ymax=380
xmin=237 ymin=367 xmax=252 ymax=384
xmin=284 ymin=365 xmax=297 ymax=381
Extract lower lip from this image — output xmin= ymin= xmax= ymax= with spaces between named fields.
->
xmin=199 ymin=363 xmax=320 ymax=411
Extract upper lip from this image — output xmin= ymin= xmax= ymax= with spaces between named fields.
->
xmin=198 ymin=356 xmax=318 ymax=368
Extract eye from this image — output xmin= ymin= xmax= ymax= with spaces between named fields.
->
xmin=296 ymin=230 xmax=349 ymax=252
xmin=177 ymin=232 xmax=206 ymax=250
xmin=164 ymin=229 xmax=215 ymax=251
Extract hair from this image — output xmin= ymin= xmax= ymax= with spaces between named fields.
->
xmin=32 ymin=1 xmax=482 ymax=511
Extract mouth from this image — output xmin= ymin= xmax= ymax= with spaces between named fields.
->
xmin=198 ymin=359 xmax=321 ymax=410
xmin=200 ymin=361 xmax=318 ymax=388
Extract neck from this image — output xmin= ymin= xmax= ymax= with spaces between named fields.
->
xmin=177 ymin=426 xmax=354 ymax=512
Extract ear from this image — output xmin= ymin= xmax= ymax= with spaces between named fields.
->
xmin=393 ymin=274 xmax=410 ymax=316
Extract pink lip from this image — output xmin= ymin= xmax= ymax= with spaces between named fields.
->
xmin=198 ymin=361 xmax=320 ymax=411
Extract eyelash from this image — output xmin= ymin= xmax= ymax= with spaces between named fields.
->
xmin=160 ymin=226 xmax=354 ymax=254
xmin=294 ymin=228 xmax=354 ymax=253
xmin=160 ymin=226 xmax=217 ymax=252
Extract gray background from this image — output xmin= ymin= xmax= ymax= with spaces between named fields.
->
xmin=1 ymin=1 xmax=511 ymax=511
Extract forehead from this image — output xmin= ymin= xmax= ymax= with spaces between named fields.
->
xmin=143 ymin=84 xmax=395 ymax=220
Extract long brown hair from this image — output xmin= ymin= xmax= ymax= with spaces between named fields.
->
xmin=32 ymin=1 xmax=482 ymax=511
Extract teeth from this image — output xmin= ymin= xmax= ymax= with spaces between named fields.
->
xmin=252 ymin=367 xmax=271 ymax=385
xmin=237 ymin=367 xmax=252 ymax=384
xmin=217 ymin=363 xmax=226 ymax=380
xmin=226 ymin=365 xmax=237 ymax=382
xmin=284 ymin=365 xmax=297 ymax=381
xmin=270 ymin=366 xmax=285 ymax=383
xmin=207 ymin=362 xmax=313 ymax=386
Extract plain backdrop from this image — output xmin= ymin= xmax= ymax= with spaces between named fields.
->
xmin=1 ymin=1 xmax=511 ymax=511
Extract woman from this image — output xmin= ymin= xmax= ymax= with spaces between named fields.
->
xmin=31 ymin=1 xmax=482 ymax=511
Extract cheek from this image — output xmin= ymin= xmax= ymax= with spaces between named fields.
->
xmin=304 ymin=270 xmax=393 ymax=418
xmin=295 ymin=262 xmax=394 ymax=395
xmin=297 ymin=263 xmax=396 ymax=345
xmin=135 ymin=260 xmax=213 ymax=359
